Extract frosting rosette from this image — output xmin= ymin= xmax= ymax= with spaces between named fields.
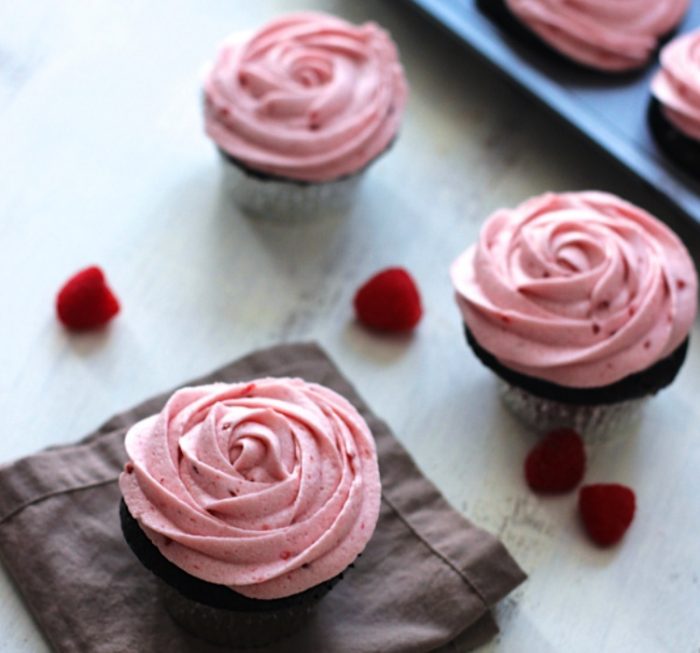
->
xmin=451 ymin=192 xmax=697 ymax=388
xmin=119 ymin=377 xmax=381 ymax=600
xmin=652 ymin=29 xmax=700 ymax=141
xmin=505 ymin=0 xmax=689 ymax=71
xmin=203 ymin=12 xmax=407 ymax=182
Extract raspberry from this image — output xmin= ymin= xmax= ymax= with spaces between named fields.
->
xmin=579 ymin=483 xmax=636 ymax=547
xmin=353 ymin=267 xmax=422 ymax=332
xmin=524 ymin=428 xmax=585 ymax=493
xmin=56 ymin=266 xmax=120 ymax=330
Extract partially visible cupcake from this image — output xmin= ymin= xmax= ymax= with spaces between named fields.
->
xmin=649 ymin=28 xmax=700 ymax=178
xmin=119 ymin=377 xmax=381 ymax=647
xmin=477 ymin=0 xmax=689 ymax=73
xmin=203 ymin=12 xmax=407 ymax=220
xmin=450 ymin=191 xmax=697 ymax=441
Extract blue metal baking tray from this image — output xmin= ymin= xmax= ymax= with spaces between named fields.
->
xmin=404 ymin=0 xmax=700 ymax=235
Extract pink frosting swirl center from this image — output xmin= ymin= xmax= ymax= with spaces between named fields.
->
xmin=506 ymin=0 xmax=689 ymax=71
xmin=652 ymin=28 xmax=700 ymax=140
xmin=119 ymin=377 xmax=381 ymax=599
xmin=203 ymin=12 xmax=407 ymax=182
xmin=451 ymin=192 xmax=697 ymax=388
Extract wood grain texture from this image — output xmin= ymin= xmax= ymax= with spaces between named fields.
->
xmin=1 ymin=1 xmax=699 ymax=652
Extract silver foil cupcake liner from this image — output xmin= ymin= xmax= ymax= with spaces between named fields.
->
xmin=158 ymin=580 xmax=320 ymax=648
xmin=499 ymin=382 xmax=647 ymax=445
xmin=220 ymin=159 xmax=364 ymax=222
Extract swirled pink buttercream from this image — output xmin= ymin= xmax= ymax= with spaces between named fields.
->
xmin=451 ymin=192 xmax=697 ymax=388
xmin=505 ymin=0 xmax=689 ymax=71
xmin=652 ymin=29 xmax=700 ymax=140
xmin=119 ymin=377 xmax=381 ymax=599
xmin=203 ymin=12 xmax=407 ymax=182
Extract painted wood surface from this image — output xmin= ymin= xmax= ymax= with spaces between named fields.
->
xmin=1 ymin=2 xmax=698 ymax=651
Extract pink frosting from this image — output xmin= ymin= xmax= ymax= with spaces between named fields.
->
xmin=652 ymin=29 xmax=700 ymax=140
xmin=505 ymin=0 xmax=689 ymax=71
xmin=450 ymin=192 xmax=697 ymax=388
xmin=119 ymin=377 xmax=381 ymax=599
xmin=203 ymin=12 xmax=407 ymax=182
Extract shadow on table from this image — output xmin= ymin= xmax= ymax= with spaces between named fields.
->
xmin=340 ymin=320 xmax=416 ymax=366
xmin=55 ymin=323 xmax=114 ymax=357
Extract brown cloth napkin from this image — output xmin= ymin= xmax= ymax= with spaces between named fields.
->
xmin=0 ymin=343 xmax=525 ymax=653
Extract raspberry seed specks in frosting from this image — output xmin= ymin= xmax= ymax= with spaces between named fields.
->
xmin=203 ymin=12 xmax=407 ymax=182
xmin=652 ymin=29 xmax=700 ymax=141
xmin=119 ymin=377 xmax=381 ymax=600
xmin=505 ymin=0 xmax=689 ymax=72
xmin=450 ymin=192 xmax=697 ymax=388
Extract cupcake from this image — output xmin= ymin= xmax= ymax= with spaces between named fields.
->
xmin=119 ymin=377 xmax=381 ymax=647
xmin=649 ymin=28 xmax=700 ymax=178
xmin=450 ymin=191 xmax=697 ymax=441
xmin=476 ymin=0 xmax=689 ymax=73
xmin=202 ymin=12 xmax=407 ymax=221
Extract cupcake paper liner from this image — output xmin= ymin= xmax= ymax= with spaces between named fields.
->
xmin=220 ymin=157 xmax=364 ymax=222
xmin=499 ymin=381 xmax=647 ymax=444
xmin=463 ymin=325 xmax=687 ymax=442
xmin=158 ymin=579 xmax=321 ymax=648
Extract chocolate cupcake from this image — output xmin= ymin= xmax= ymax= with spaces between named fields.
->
xmin=477 ymin=0 xmax=689 ymax=73
xmin=450 ymin=191 xmax=697 ymax=441
xmin=202 ymin=12 xmax=407 ymax=221
xmin=119 ymin=377 xmax=381 ymax=647
xmin=649 ymin=29 xmax=700 ymax=179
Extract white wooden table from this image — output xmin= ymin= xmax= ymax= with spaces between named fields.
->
xmin=1 ymin=2 xmax=699 ymax=651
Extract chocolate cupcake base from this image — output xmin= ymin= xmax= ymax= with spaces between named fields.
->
xmin=476 ymin=0 xmax=563 ymax=62
xmin=216 ymin=135 xmax=399 ymax=221
xmin=476 ymin=0 xmax=668 ymax=75
xmin=158 ymin=580 xmax=318 ymax=648
xmin=464 ymin=326 xmax=689 ymax=441
xmin=120 ymin=501 xmax=339 ymax=647
xmin=648 ymin=98 xmax=700 ymax=180
xmin=465 ymin=326 xmax=688 ymax=405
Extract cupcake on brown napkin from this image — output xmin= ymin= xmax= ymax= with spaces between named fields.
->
xmin=119 ymin=376 xmax=381 ymax=647
xmin=0 ymin=342 xmax=526 ymax=652
xmin=450 ymin=191 xmax=697 ymax=441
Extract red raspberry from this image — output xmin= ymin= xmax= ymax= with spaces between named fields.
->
xmin=56 ymin=266 xmax=120 ymax=330
xmin=524 ymin=428 xmax=586 ymax=493
xmin=353 ymin=267 xmax=422 ymax=332
xmin=579 ymin=483 xmax=636 ymax=547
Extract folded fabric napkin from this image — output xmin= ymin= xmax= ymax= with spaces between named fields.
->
xmin=0 ymin=342 xmax=525 ymax=652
